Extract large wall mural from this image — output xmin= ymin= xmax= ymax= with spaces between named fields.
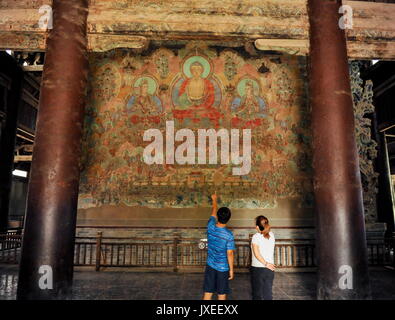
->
xmin=78 ymin=43 xmax=313 ymax=209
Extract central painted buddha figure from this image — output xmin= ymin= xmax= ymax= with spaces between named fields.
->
xmin=177 ymin=61 xmax=215 ymax=109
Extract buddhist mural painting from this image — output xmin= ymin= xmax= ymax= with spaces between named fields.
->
xmin=78 ymin=43 xmax=313 ymax=209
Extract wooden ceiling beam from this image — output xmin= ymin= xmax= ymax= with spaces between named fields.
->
xmin=0 ymin=0 xmax=394 ymax=59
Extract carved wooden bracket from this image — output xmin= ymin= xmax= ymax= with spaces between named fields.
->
xmin=254 ymin=39 xmax=309 ymax=56
xmin=88 ymin=35 xmax=148 ymax=52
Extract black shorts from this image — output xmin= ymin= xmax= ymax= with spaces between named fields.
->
xmin=203 ymin=265 xmax=231 ymax=295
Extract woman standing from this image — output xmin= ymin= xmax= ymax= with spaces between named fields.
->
xmin=250 ymin=215 xmax=276 ymax=300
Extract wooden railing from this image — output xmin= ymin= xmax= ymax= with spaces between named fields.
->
xmin=0 ymin=234 xmax=22 ymax=264
xmin=1 ymin=232 xmax=394 ymax=271
xmin=73 ymin=234 xmax=317 ymax=270
xmin=367 ymin=237 xmax=394 ymax=266
xmin=73 ymin=234 xmax=394 ymax=271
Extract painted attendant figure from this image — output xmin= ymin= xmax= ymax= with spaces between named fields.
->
xmin=231 ymin=79 xmax=265 ymax=117
xmin=127 ymin=78 xmax=162 ymax=115
xmin=240 ymin=80 xmax=262 ymax=114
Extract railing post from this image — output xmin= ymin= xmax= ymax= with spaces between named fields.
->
xmin=173 ymin=235 xmax=179 ymax=272
xmin=95 ymin=231 xmax=102 ymax=272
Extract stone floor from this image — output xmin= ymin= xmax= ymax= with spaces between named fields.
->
xmin=0 ymin=265 xmax=394 ymax=300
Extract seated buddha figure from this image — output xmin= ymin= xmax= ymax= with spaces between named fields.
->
xmin=177 ymin=61 xmax=215 ymax=110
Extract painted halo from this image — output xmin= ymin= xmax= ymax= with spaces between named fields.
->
xmin=133 ymin=76 xmax=158 ymax=95
xmin=182 ymin=55 xmax=212 ymax=79
xmin=236 ymin=78 xmax=260 ymax=97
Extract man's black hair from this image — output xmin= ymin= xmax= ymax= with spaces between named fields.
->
xmin=217 ymin=207 xmax=231 ymax=224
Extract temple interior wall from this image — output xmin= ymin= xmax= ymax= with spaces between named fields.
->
xmin=75 ymin=43 xmax=384 ymax=239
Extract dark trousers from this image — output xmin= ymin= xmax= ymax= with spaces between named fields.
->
xmin=250 ymin=266 xmax=274 ymax=300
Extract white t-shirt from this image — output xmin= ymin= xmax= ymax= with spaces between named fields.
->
xmin=251 ymin=231 xmax=275 ymax=267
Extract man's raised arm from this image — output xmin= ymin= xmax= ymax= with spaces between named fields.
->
xmin=211 ymin=192 xmax=218 ymax=219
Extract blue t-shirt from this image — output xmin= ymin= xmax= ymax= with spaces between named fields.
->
xmin=206 ymin=216 xmax=236 ymax=272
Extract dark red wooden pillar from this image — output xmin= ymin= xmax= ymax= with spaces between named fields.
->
xmin=307 ymin=0 xmax=371 ymax=299
xmin=17 ymin=0 xmax=89 ymax=299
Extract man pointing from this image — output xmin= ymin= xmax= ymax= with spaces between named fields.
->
xmin=202 ymin=193 xmax=236 ymax=300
